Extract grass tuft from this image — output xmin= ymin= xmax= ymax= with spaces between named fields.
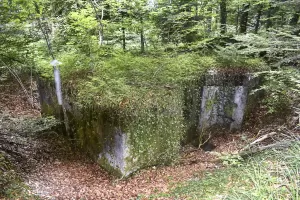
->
xmin=151 ymin=142 xmax=300 ymax=200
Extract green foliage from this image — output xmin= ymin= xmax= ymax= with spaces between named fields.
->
xmin=49 ymin=52 xmax=213 ymax=107
xmin=215 ymin=47 xmax=267 ymax=71
xmin=0 ymin=153 xmax=34 ymax=199
xmin=253 ymin=69 xmax=300 ymax=114
xmin=19 ymin=116 xmax=60 ymax=134
xmin=219 ymin=153 xmax=244 ymax=167
xmin=0 ymin=0 xmax=37 ymax=72
xmin=217 ymin=31 xmax=300 ymax=67
xmin=152 ymin=143 xmax=300 ymax=200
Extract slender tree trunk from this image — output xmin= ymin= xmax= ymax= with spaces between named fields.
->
xmin=236 ymin=6 xmax=240 ymax=34
xmin=140 ymin=31 xmax=145 ymax=53
xmin=89 ymin=0 xmax=104 ymax=46
xmin=207 ymin=7 xmax=212 ymax=33
xmin=99 ymin=7 xmax=104 ymax=45
xmin=254 ymin=5 xmax=262 ymax=34
xmin=290 ymin=13 xmax=299 ymax=25
xmin=140 ymin=18 xmax=145 ymax=53
xmin=290 ymin=12 xmax=300 ymax=35
xmin=266 ymin=6 xmax=273 ymax=30
xmin=122 ymin=27 xmax=126 ymax=51
xmin=195 ymin=3 xmax=198 ymax=17
xmin=239 ymin=3 xmax=249 ymax=34
xmin=220 ymin=0 xmax=227 ymax=34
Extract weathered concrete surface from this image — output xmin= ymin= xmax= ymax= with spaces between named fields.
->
xmin=198 ymin=70 xmax=257 ymax=132
xmin=98 ymin=128 xmax=132 ymax=177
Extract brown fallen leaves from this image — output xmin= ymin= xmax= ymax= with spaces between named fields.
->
xmin=26 ymin=152 xmax=216 ymax=200
xmin=24 ymin=133 xmax=248 ymax=200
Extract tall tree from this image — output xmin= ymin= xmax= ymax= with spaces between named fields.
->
xmin=265 ymin=4 xmax=274 ymax=30
xmin=254 ymin=4 xmax=262 ymax=34
xmin=89 ymin=0 xmax=105 ymax=46
xmin=239 ymin=3 xmax=249 ymax=34
xmin=220 ymin=0 xmax=227 ymax=34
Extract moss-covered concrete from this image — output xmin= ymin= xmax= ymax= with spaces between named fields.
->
xmin=37 ymin=70 xmax=259 ymax=177
xmin=38 ymin=79 xmax=185 ymax=177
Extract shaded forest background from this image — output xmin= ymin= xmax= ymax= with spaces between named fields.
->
xmin=1 ymin=0 xmax=300 ymax=113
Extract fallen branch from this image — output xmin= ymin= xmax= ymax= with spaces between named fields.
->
xmin=239 ymin=139 xmax=298 ymax=158
xmin=241 ymin=132 xmax=278 ymax=152
xmin=250 ymin=132 xmax=277 ymax=146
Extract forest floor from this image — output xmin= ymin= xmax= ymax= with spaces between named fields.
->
xmin=1 ymin=78 xmax=296 ymax=200
xmin=1 ymin=116 xmax=251 ymax=200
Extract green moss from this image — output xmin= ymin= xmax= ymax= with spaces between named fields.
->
xmin=37 ymin=52 xmax=266 ymax=177
xmin=205 ymin=98 xmax=216 ymax=112
xmin=98 ymin=156 xmax=123 ymax=178
xmin=74 ymin=110 xmax=104 ymax=159
xmin=41 ymin=103 xmax=56 ymax=116
xmin=224 ymin=102 xmax=235 ymax=117
xmin=121 ymin=90 xmax=185 ymax=171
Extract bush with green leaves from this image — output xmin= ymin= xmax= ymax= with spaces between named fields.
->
xmin=252 ymin=69 xmax=300 ymax=115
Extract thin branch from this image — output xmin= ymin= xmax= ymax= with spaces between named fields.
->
xmin=250 ymin=132 xmax=277 ymax=146
xmin=89 ymin=0 xmax=104 ymax=45
xmin=34 ymin=1 xmax=55 ymax=60
xmin=1 ymin=60 xmax=34 ymax=108
xmin=239 ymin=140 xmax=297 ymax=158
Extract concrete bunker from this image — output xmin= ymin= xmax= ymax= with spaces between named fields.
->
xmin=37 ymin=69 xmax=258 ymax=177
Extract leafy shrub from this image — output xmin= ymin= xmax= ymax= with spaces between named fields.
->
xmin=253 ymin=69 xmax=300 ymax=114
xmin=219 ymin=153 xmax=244 ymax=167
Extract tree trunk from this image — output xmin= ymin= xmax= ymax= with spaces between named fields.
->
xmin=254 ymin=5 xmax=262 ymax=34
xmin=140 ymin=18 xmax=145 ymax=53
xmin=239 ymin=3 xmax=250 ymax=34
xmin=195 ymin=3 xmax=198 ymax=18
xmin=220 ymin=0 xmax=227 ymax=34
xmin=266 ymin=6 xmax=273 ymax=30
xmin=207 ymin=7 xmax=212 ymax=33
xmin=236 ymin=6 xmax=239 ymax=34
xmin=99 ymin=7 xmax=104 ymax=45
xmin=89 ymin=0 xmax=104 ymax=46
xmin=290 ymin=12 xmax=300 ymax=35
xmin=122 ymin=27 xmax=126 ymax=51
xmin=290 ymin=13 xmax=299 ymax=26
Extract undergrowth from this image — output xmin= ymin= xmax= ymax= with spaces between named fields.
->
xmin=0 ymin=153 xmax=35 ymax=199
xmin=37 ymin=52 xmax=266 ymax=108
xmin=151 ymin=143 xmax=300 ymax=200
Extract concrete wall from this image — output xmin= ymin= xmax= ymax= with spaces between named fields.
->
xmin=38 ymin=79 xmax=183 ymax=177
xmin=198 ymin=70 xmax=257 ymax=133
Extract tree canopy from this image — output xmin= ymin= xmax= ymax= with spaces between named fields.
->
xmin=0 ymin=0 xmax=299 ymax=110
